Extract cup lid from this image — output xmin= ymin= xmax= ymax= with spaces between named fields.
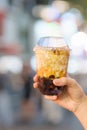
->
xmin=38 ymin=36 xmax=67 ymax=47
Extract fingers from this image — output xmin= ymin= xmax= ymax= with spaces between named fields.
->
xmin=33 ymin=74 xmax=39 ymax=82
xmin=33 ymin=74 xmax=40 ymax=89
xmin=44 ymin=95 xmax=58 ymax=101
xmin=33 ymin=82 xmax=39 ymax=88
xmin=33 ymin=74 xmax=72 ymax=87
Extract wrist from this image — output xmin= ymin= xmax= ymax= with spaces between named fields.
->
xmin=74 ymin=95 xmax=87 ymax=115
xmin=74 ymin=95 xmax=87 ymax=129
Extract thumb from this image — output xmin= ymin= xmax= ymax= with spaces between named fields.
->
xmin=53 ymin=77 xmax=74 ymax=87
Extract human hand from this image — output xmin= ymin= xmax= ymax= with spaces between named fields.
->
xmin=33 ymin=74 xmax=86 ymax=113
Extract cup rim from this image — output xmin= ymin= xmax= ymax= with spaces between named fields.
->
xmin=37 ymin=36 xmax=70 ymax=49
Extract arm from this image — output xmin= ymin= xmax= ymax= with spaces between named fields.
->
xmin=33 ymin=75 xmax=87 ymax=129
xmin=74 ymin=95 xmax=87 ymax=130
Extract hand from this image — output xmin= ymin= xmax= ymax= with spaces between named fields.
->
xmin=33 ymin=74 xmax=86 ymax=113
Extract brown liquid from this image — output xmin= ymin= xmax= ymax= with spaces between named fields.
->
xmin=38 ymin=77 xmax=64 ymax=95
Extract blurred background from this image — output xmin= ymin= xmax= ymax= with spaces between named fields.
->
xmin=0 ymin=0 xmax=87 ymax=130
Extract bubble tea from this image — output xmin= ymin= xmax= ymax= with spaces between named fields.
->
xmin=34 ymin=37 xmax=70 ymax=95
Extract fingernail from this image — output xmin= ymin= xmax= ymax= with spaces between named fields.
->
xmin=53 ymin=79 xmax=60 ymax=84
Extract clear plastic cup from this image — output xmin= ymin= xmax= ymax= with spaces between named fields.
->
xmin=34 ymin=36 xmax=70 ymax=95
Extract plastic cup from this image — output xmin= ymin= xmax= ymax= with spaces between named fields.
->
xmin=34 ymin=36 xmax=70 ymax=95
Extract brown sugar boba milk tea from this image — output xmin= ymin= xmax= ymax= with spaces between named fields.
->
xmin=34 ymin=37 xmax=70 ymax=95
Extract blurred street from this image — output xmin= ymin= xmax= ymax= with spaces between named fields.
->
xmin=0 ymin=112 xmax=84 ymax=130
xmin=0 ymin=110 xmax=84 ymax=130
